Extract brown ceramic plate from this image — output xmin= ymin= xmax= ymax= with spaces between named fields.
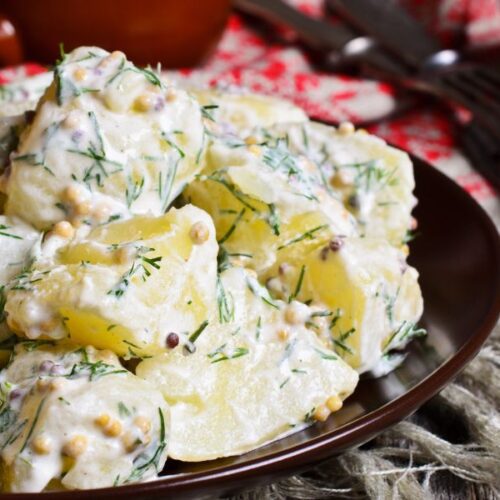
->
xmin=10 ymin=155 xmax=500 ymax=499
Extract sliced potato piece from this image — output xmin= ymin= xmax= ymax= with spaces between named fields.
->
xmin=4 ymin=205 xmax=217 ymax=357
xmin=185 ymin=135 xmax=357 ymax=272
xmin=262 ymin=121 xmax=416 ymax=247
xmin=262 ymin=236 xmax=424 ymax=373
xmin=4 ymin=47 xmax=205 ymax=230
xmin=190 ymin=88 xmax=308 ymax=134
xmin=0 ymin=342 xmax=169 ymax=492
xmin=137 ymin=266 xmax=358 ymax=461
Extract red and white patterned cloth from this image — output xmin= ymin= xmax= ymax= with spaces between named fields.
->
xmin=0 ymin=0 xmax=498 ymax=219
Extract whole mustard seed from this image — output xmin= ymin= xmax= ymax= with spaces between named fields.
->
xmin=326 ymin=395 xmax=343 ymax=412
xmin=189 ymin=221 xmax=209 ymax=244
xmin=166 ymin=332 xmax=179 ymax=349
xmin=63 ymin=435 xmax=88 ymax=458
xmin=313 ymin=404 xmax=330 ymax=422
xmin=32 ymin=435 xmax=52 ymax=455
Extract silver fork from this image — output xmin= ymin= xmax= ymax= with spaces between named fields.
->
xmin=329 ymin=0 xmax=500 ymax=141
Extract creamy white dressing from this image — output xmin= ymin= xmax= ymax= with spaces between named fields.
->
xmin=0 ymin=344 xmax=169 ymax=492
xmin=3 ymin=47 xmax=205 ymax=230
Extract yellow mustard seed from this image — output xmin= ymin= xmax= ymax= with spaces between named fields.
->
xmin=244 ymin=136 xmax=258 ymax=145
xmin=135 ymin=94 xmax=155 ymax=112
xmin=53 ymin=221 xmax=75 ymax=239
xmin=189 ymin=221 xmax=209 ymax=245
xmin=63 ymin=185 xmax=84 ymax=204
xmin=284 ymin=307 xmax=301 ymax=325
xmin=122 ymin=432 xmax=140 ymax=452
xmin=326 ymin=395 xmax=343 ymax=413
xmin=337 ymin=122 xmax=355 ymax=136
xmin=277 ymin=329 xmax=289 ymax=342
xmin=94 ymin=414 xmax=110 ymax=428
xmin=32 ymin=435 xmax=52 ymax=455
xmin=104 ymin=419 xmax=122 ymax=437
xmin=63 ymin=435 xmax=88 ymax=458
xmin=74 ymin=200 xmax=91 ymax=216
xmin=313 ymin=404 xmax=330 ymax=422
xmin=73 ymin=67 xmax=87 ymax=82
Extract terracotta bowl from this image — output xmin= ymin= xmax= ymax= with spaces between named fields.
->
xmin=0 ymin=0 xmax=231 ymax=68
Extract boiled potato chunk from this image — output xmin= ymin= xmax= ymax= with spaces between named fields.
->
xmin=0 ymin=342 xmax=169 ymax=492
xmin=136 ymin=267 xmax=358 ymax=461
xmin=190 ymin=88 xmax=308 ymax=134
xmin=263 ymin=121 xmax=417 ymax=247
xmin=4 ymin=205 xmax=217 ymax=357
xmin=262 ymin=236 xmax=424 ymax=373
xmin=185 ymin=136 xmax=357 ymax=272
xmin=4 ymin=47 xmax=205 ymax=230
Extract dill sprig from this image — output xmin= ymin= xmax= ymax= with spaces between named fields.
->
xmin=0 ymin=224 xmax=22 ymax=240
xmin=216 ymin=275 xmax=234 ymax=324
xmin=208 ymin=345 xmax=249 ymax=363
xmin=125 ymin=408 xmax=167 ymax=483
xmin=383 ymin=321 xmax=427 ymax=353
xmin=125 ymin=175 xmax=145 ymax=208
xmin=107 ymin=246 xmax=162 ymax=298
xmin=218 ymin=208 xmax=246 ymax=245
xmin=289 ymin=265 xmax=306 ymax=303
xmin=277 ymin=224 xmax=329 ymax=250
xmin=333 ymin=328 xmax=356 ymax=355
xmin=201 ymin=104 xmax=219 ymax=122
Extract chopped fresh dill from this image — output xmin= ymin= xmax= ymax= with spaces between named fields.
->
xmin=125 ymin=175 xmax=145 ymax=208
xmin=107 ymin=246 xmax=162 ymax=298
xmin=255 ymin=316 xmax=262 ymax=340
xmin=20 ymin=397 xmax=47 ymax=452
xmin=246 ymin=278 xmax=280 ymax=309
xmin=333 ymin=328 xmax=355 ymax=355
xmin=277 ymin=224 xmax=329 ymax=250
xmin=402 ymin=229 xmax=419 ymax=245
xmin=383 ymin=321 xmax=426 ymax=353
xmin=279 ymin=377 xmax=290 ymax=389
xmin=124 ymin=408 xmax=167 ymax=483
xmin=289 ymin=265 xmax=306 ymax=303
xmin=203 ymin=172 xmax=258 ymax=212
xmin=0 ymin=224 xmax=22 ymax=240
xmin=200 ymin=104 xmax=219 ymax=122
xmin=118 ymin=401 xmax=131 ymax=417
xmin=218 ymin=208 xmax=246 ymax=245
xmin=208 ymin=345 xmax=249 ymax=363
xmin=216 ymin=275 xmax=234 ymax=324
xmin=188 ymin=320 xmax=209 ymax=345
xmin=266 ymin=203 xmax=280 ymax=236
xmin=313 ymin=347 xmax=337 ymax=361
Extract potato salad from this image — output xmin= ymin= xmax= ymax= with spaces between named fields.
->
xmin=0 ymin=46 xmax=424 ymax=492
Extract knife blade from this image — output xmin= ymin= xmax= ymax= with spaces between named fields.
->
xmin=328 ymin=0 xmax=442 ymax=70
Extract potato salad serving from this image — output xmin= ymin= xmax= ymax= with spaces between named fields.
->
xmin=0 ymin=46 xmax=425 ymax=492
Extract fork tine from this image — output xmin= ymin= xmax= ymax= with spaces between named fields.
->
xmin=462 ymin=69 xmax=499 ymax=98
xmin=459 ymin=123 xmax=500 ymax=190
xmin=440 ymin=72 xmax=500 ymax=138
xmin=443 ymin=72 xmax=500 ymax=113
